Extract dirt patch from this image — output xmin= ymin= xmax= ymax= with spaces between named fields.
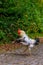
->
xmin=0 ymin=44 xmax=43 ymax=65
xmin=0 ymin=40 xmax=43 ymax=65
xmin=0 ymin=43 xmax=22 ymax=53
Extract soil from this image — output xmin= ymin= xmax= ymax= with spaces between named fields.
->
xmin=0 ymin=42 xmax=43 ymax=65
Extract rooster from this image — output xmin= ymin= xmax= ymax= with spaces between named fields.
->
xmin=15 ymin=29 xmax=39 ymax=55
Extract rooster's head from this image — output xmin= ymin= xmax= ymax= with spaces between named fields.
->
xmin=18 ymin=29 xmax=25 ymax=37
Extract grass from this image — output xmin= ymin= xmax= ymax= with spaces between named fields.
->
xmin=28 ymin=33 xmax=43 ymax=38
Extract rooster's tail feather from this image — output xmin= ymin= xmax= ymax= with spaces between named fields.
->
xmin=35 ymin=38 xmax=39 ymax=45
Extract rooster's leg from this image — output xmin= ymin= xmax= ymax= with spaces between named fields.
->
xmin=22 ymin=45 xmax=28 ymax=53
xmin=28 ymin=47 xmax=32 ymax=55
xmin=22 ymin=46 xmax=32 ymax=55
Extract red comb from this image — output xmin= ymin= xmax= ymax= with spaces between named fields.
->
xmin=18 ymin=29 xmax=21 ymax=35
